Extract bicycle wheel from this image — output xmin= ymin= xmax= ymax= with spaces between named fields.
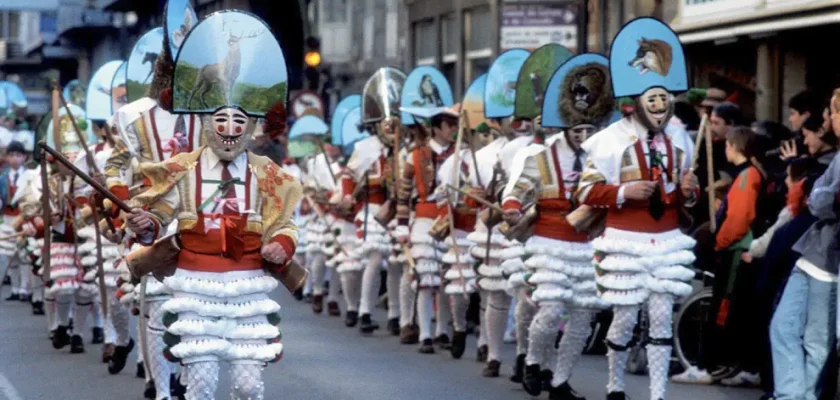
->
xmin=673 ymin=288 xmax=739 ymax=380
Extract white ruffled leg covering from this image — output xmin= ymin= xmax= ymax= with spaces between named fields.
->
xmin=104 ymin=299 xmax=117 ymax=344
xmin=148 ymin=300 xmax=172 ymax=398
xmin=91 ymin=293 xmax=104 ymax=328
xmin=647 ymin=293 xmax=675 ymax=400
xmin=515 ymin=288 xmax=537 ymax=355
xmin=230 ymin=364 xmax=265 ymax=400
xmin=478 ymin=293 xmax=488 ymax=347
xmin=327 ymin=269 xmax=341 ymax=303
xmin=526 ymin=303 xmax=565 ymax=366
xmin=486 ymin=291 xmax=512 ymax=361
xmin=340 ymin=270 xmax=362 ymax=312
xmin=55 ymin=294 xmax=73 ymax=327
xmin=606 ymin=305 xmax=639 ymax=394
xmin=109 ymin=291 xmax=131 ymax=346
xmin=552 ymin=308 xmax=595 ymax=385
xmin=74 ymin=293 xmax=94 ymax=335
xmin=18 ymin=257 xmax=29 ymax=295
xmin=417 ymin=289 xmax=435 ymax=341
xmin=184 ymin=361 xmax=219 ymax=400
xmin=309 ymin=253 xmax=327 ymax=296
xmin=136 ymin=317 xmax=146 ymax=375
xmin=449 ymin=293 xmax=468 ymax=332
xmin=399 ymin=264 xmax=415 ymax=328
xmin=359 ymin=251 xmax=384 ymax=315
xmin=386 ymin=261 xmax=402 ymax=319
xmin=436 ymin=291 xmax=452 ymax=338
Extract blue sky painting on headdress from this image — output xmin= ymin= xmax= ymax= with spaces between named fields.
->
xmin=0 ymin=82 xmax=26 ymax=110
xmin=400 ymin=66 xmax=453 ymax=125
xmin=542 ymin=53 xmax=611 ymax=128
xmin=111 ymin=62 xmax=128 ymax=115
xmin=289 ymin=115 xmax=329 ymax=141
xmin=173 ymin=11 xmax=288 ymax=117
xmin=332 ymin=95 xmax=360 ymax=146
xmin=86 ymin=60 xmax=123 ymax=121
xmin=462 ymin=74 xmax=486 ymax=130
xmin=610 ymin=17 xmax=687 ymax=98
xmin=127 ymin=28 xmax=164 ymax=103
xmin=341 ymin=106 xmax=369 ymax=155
xmin=484 ymin=49 xmax=530 ymax=119
xmin=165 ymin=0 xmax=198 ymax=57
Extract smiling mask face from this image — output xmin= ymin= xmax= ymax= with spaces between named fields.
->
xmin=634 ymin=87 xmax=674 ymax=132
xmin=204 ymin=107 xmax=255 ymax=161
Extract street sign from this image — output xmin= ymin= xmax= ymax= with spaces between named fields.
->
xmin=500 ymin=2 xmax=578 ymax=52
xmin=290 ymin=90 xmax=326 ymax=119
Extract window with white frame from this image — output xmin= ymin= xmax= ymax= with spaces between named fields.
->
xmin=364 ymin=0 xmax=375 ymax=60
xmin=413 ymin=19 xmax=435 ymax=66
xmin=386 ymin=0 xmax=398 ymax=59
xmin=323 ymin=0 xmax=349 ymax=23
xmin=464 ymin=7 xmax=492 ymax=86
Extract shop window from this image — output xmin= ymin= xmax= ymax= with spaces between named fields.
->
xmin=465 ymin=7 xmax=491 ymax=86
xmin=414 ymin=19 xmax=436 ymax=66
xmin=322 ymin=0 xmax=349 ymax=23
xmin=386 ymin=0 xmax=398 ymax=59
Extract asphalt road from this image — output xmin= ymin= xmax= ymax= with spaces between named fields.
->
xmin=0 ymin=284 xmax=762 ymax=400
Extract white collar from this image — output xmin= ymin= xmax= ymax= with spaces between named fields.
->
xmin=429 ymin=138 xmax=450 ymax=155
xmin=204 ymin=149 xmax=247 ymax=173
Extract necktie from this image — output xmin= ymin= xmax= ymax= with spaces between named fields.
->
xmin=13 ymin=172 xmax=18 ymax=184
xmin=573 ymin=149 xmax=584 ymax=173
xmin=647 ymin=132 xmax=665 ymax=220
xmin=220 ymin=162 xmax=239 ymax=215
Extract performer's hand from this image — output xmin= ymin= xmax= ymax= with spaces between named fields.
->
xmin=338 ymin=194 xmax=354 ymax=211
xmin=103 ymin=226 xmax=124 ymax=243
xmin=623 ymin=181 xmax=658 ymax=200
xmin=503 ymin=209 xmax=522 ymax=225
xmin=681 ymin=171 xmax=699 ymax=197
xmin=127 ymin=209 xmax=154 ymax=237
xmin=261 ymin=242 xmax=288 ymax=265
xmin=741 ymin=252 xmax=753 ymax=263
xmin=21 ymin=223 xmax=36 ymax=237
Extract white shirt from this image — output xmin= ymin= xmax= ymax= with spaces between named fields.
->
xmin=199 ymin=150 xmax=249 ymax=231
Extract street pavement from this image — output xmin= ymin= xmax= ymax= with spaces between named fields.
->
xmin=0 ymin=284 xmax=762 ymax=400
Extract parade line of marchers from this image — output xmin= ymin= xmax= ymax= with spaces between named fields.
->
xmin=0 ymin=2 xmax=713 ymax=399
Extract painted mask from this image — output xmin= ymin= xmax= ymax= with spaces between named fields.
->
xmin=634 ymin=87 xmax=674 ymax=132
xmin=566 ymin=124 xmax=597 ymax=148
xmin=204 ymin=107 xmax=254 ymax=161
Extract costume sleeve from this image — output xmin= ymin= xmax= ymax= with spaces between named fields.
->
xmin=105 ymin=128 xmax=134 ymax=196
xmin=748 ymin=206 xmax=792 ymax=258
xmin=397 ymin=149 xmax=417 ymax=227
xmin=501 ymin=153 xmax=539 ymax=212
xmin=137 ymin=183 xmax=179 ymax=245
xmin=576 ymin=156 xmax=620 ymax=208
xmin=263 ymin=179 xmax=303 ymax=264
xmin=715 ymin=168 xmax=761 ymax=251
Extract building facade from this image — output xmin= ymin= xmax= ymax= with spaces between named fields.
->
xmin=671 ymin=0 xmax=840 ymax=123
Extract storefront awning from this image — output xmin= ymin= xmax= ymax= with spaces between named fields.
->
xmin=679 ymin=8 xmax=840 ymax=43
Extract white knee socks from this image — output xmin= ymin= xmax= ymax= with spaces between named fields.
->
xmin=515 ymin=288 xmax=537 ymax=355
xmin=552 ymin=309 xmax=595 ymax=385
xmin=486 ymin=291 xmax=512 ymax=361
xmin=417 ymin=289 xmax=435 ymax=341
xmin=184 ymin=361 xmax=220 ymax=400
xmin=386 ymin=261 xmax=402 ymax=320
xmin=526 ymin=304 xmax=565 ymax=366
xmin=340 ymin=270 xmax=362 ymax=312
xmin=359 ymin=252 xmax=383 ymax=315
xmin=606 ymin=305 xmax=639 ymax=394
xmin=399 ymin=264 xmax=415 ymax=328
xmin=230 ymin=364 xmax=265 ymax=400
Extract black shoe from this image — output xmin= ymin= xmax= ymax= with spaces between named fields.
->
xmin=70 ymin=335 xmax=85 ymax=353
xmin=144 ymin=379 xmax=156 ymax=399
xmin=433 ymin=334 xmax=451 ymax=350
xmin=136 ymin=362 xmax=146 ymax=379
xmin=92 ymin=327 xmax=105 ymax=344
xmin=483 ymin=360 xmax=501 ymax=377
xmin=387 ymin=317 xmax=400 ymax=336
xmin=52 ymin=326 xmax=70 ymax=349
xmin=359 ymin=314 xmax=379 ymax=334
xmin=303 ymin=294 xmax=313 ymax=303
xmin=31 ymin=301 xmax=44 ymax=315
xmin=5 ymin=293 xmax=19 ymax=301
xmin=476 ymin=344 xmax=488 ymax=363
xmin=327 ymin=301 xmax=341 ymax=316
xmin=108 ymin=339 xmax=135 ymax=374
xmin=170 ymin=373 xmax=186 ymax=399
xmin=19 ymin=294 xmax=31 ymax=302
xmin=541 ymin=369 xmax=555 ymax=391
xmin=510 ymin=353 xmax=526 ymax=383
xmin=606 ymin=392 xmax=627 ymax=400
xmin=344 ymin=311 xmax=359 ymax=327
xmin=418 ymin=338 xmax=435 ymax=354
xmin=400 ymin=325 xmax=419 ymax=344
xmin=293 ymin=288 xmax=303 ymax=301
xmin=523 ymin=364 xmax=543 ymax=395
xmin=451 ymin=331 xmax=467 ymax=359
xmin=549 ymin=381 xmax=586 ymax=400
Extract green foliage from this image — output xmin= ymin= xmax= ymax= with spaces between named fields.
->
xmin=515 ymin=46 xmax=573 ymax=119
xmin=173 ymin=62 xmax=287 ymax=114
xmin=126 ymin=79 xmax=150 ymax=103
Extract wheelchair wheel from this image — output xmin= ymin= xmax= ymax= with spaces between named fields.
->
xmin=674 ymin=287 xmax=740 ymax=380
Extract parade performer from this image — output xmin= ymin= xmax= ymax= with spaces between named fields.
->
xmin=125 ymin=11 xmax=300 ymax=400
xmin=0 ymin=141 xmax=31 ymax=302
xmin=14 ymin=168 xmax=46 ymax=316
xmin=44 ymin=104 xmax=99 ymax=354
xmin=575 ymin=18 xmax=698 ymax=400
xmin=396 ymin=104 xmax=457 ymax=353
xmin=338 ymin=67 xmax=406 ymax=333
xmin=395 ymin=122 xmax=423 ymax=344
xmin=503 ymin=53 xmax=616 ymax=399
xmin=104 ymin=8 xmax=199 ymax=398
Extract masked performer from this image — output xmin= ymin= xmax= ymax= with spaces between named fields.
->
xmin=125 ymin=12 xmax=300 ymax=400
xmin=104 ymin=11 xmax=200 ymax=399
xmin=0 ymin=141 xmax=31 ymax=302
xmin=14 ymin=167 xmax=46 ymax=316
xmin=575 ymin=18 xmax=698 ymax=400
xmin=395 ymin=122 xmax=422 ymax=344
xmin=337 ymin=67 xmax=406 ymax=332
xmin=503 ymin=53 xmax=615 ymax=399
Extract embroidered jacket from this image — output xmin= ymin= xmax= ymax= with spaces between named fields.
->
xmin=396 ymin=139 xmax=453 ymax=225
xmin=338 ymin=135 xmax=393 ymax=213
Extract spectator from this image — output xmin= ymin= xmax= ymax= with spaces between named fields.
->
xmin=788 ymin=90 xmax=821 ymax=132
xmin=692 ymin=102 xmax=741 ymax=234
xmin=780 ymin=113 xmax=838 ymax=166
xmin=772 ymin=90 xmax=840 ymax=400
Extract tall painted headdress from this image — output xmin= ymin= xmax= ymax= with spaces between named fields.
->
xmin=462 ymin=74 xmax=486 ymax=130
xmin=541 ymin=53 xmax=616 ymax=129
xmin=331 ymin=95 xmax=360 ymax=147
xmin=0 ymin=81 xmax=27 ymax=115
xmin=484 ymin=49 xmax=530 ymax=119
xmin=399 ymin=66 xmax=453 ymax=125
xmin=172 ymin=10 xmax=288 ymax=127
xmin=86 ymin=60 xmax=124 ymax=121
xmin=126 ymin=28 xmax=165 ymax=103
xmin=150 ymin=0 xmax=198 ymax=108
xmin=609 ymin=17 xmax=688 ymax=98
xmin=63 ymin=79 xmax=86 ymax=109
xmin=339 ymin=106 xmax=369 ymax=156
xmin=45 ymin=103 xmax=96 ymax=160
xmin=513 ymin=44 xmax=573 ymax=120
xmin=361 ymin=67 xmax=406 ymax=124
xmin=110 ymin=62 xmax=129 ymax=114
